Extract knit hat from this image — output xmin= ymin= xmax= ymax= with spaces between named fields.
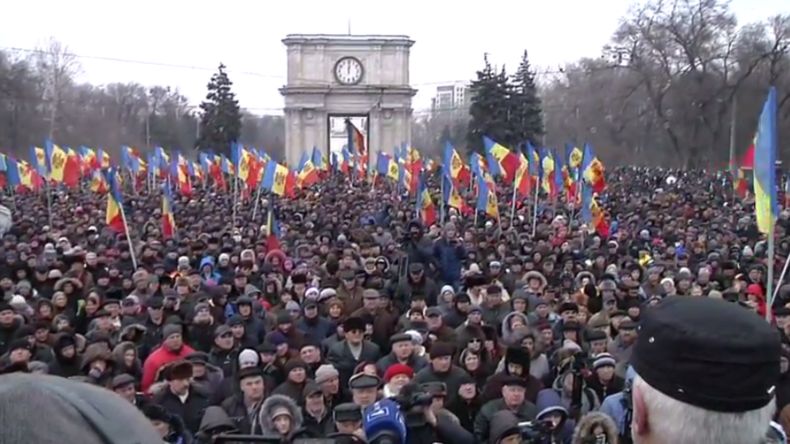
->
xmin=315 ymin=364 xmax=340 ymax=384
xmin=383 ymin=364 xmax=414 ymax=383
xmin=284 ymin=359 xmax=307 ymax=374
xmin=162 ymin=324 xmax=182 ymax=340
xmin=268 ymin=331 xmax=288 ymax=347
xmin=285 ymin=301 xmax=300 ymax=312
xmin=0 ymin=373 xmax=163 ymax=443
xmin=593 ymin=353 xmax=617 ymax=370
xmin=238 ymin=349 xmax=260 ymax=368
xmin=429 ymin=342 xmax=454 ymax=359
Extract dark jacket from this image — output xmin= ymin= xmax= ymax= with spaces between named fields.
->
xmin=219 ymin=393 xmax=263 ymax=434
xmin=474 ymin=398 xmax=537 ymax=443
xmin=151 ymin=385 xmax=211 ymax=435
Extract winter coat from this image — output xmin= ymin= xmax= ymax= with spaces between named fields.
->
xmin=258 ymin=394 xmax=303 ymax=438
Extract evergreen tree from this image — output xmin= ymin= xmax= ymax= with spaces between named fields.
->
xmin=467 ymin=54 xmax=511 ymax=153
xmin=509 ymin=50 xmax=544 ymax=146
xmin=196 ymin=63 xmax=242 ymax=156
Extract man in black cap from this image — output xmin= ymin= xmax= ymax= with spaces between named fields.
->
xmin=333 ymin=402 xmax=364 ymax=435
xmin=349 ymin=373 xmax=381 ymax=409
xmin=375 ymin=332 xmax=428 ymax=375
xmin=326 ymin=316 xmax=381 ymax=388
xmin=111 ymin=373 xmax=149 ymax=409
xmin=475 ymin=375 xmax=537 ymax=443
xmin=630 ymin=296 xmax=781 ymax=444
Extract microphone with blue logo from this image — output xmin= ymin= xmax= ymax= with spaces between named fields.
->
xmin=363 ymin=398 xmax=407 ymax=444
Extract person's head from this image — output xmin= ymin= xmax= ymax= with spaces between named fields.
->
xmin=316 ymin=364 xmax=340 ymax=395
xmin=239 ymin=372 xmax=265 ymax=402
xmin=162 ymin=324 xmax=183 ymax=351
xmin=631 ymin=373 xmax=774 ymax=444
xmin=299 ymin=344 xmax=321 ymax=364
xmin=429 ymin=342 xmax=454 ymax=373
xmin=391 ymin=336 xmax=414 ymax=359
xmin=165 ymin=361 xmax=192 ymax=395
xmin=630 ymin=296 xmax=780 ymax=444
xmin=501 ymin=378 xmax=526 ymax=407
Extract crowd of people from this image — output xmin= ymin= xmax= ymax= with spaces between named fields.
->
xmin=0 ymin=165 xmax=788 ymax=444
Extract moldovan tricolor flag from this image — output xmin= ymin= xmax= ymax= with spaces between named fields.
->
xmin=483 ymin=136 xmax=520 ymax=184
xmin=416 ymin=177 xmax=436 ymax=226
xmin=162 ymin=179 xmax=177 ymax=239
xmin=104 ymin=168 xmax=126 ymax=233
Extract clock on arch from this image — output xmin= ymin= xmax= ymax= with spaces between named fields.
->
xmin=334 ymin=56 xmax=364 ymax=85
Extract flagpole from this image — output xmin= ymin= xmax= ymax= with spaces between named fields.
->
xmin=119 ymin=200 xmax=138 ymax=271
xmin=509 ymin=180 xmax=518 ymax=225
xmin=232 ymin=175 xmax=238 ymax=229
xmin=45 ymin=179 xmax=54 ymax=229
xmin=773 ymin=250 xmax=790 ymax=303
xmin=440 ymin=175 xmax=446 ymax=226
xmin=767 ymin=225 xmax=776 ymax=322
xmin=252 ymin=184 xmax=263 ymax=223
xmin=531 ymin=179 xmax=539 ymax=237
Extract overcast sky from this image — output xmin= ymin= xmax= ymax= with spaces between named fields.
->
xmin=0 ymin=0 xmax=783 ymax=116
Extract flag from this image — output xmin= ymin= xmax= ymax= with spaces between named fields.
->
xmin=162 ymin=180 xmax=177 ymax=239
xmin=541 ymin=149 xmax=557 ymax=198
xmin=104 ymin=168 xmax=125 ymax=233
xmin=483 ymin=136 xmax=520 ymax=183
xmin=170 ymin=152 xmax=193 ymax=196
xmin=312 ymin=146 xmax=327 ymax=171
xmin=297 ymin=157 xmax=319 ymax=188
xmin=262 ymin=162 xmax=295 ymax=197
xmin=581 ymin=143 xmax=606 ymax=194
xmin=263 ymin=208 xmax=281 ymax=252
xmin=346 ymin=120 xmax=367 ymax=178
xmin=416 ymin=177 xmax=437 ymax=226
xmin=443 ymin=142 xmax=470 ymax=186
xmin=476 ymin=175 xmax=499 ymax=218
xmin=443 ymin=175 xmax=467 ymax=214
xmin=377 ymin=151 xmax=399 ymax=182
xmin=753 ymin=86 xmax=778 ymax=235
xmin=515 ymin=153 xmax=531 ymax=198
xmin=581 ymin=184 xmax=609 ymax=238
xmin=89 ymin=170 xmax=108 ymax=194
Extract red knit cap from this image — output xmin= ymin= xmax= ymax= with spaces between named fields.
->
xmin=383 ymin=364 xmax=414 ymax=383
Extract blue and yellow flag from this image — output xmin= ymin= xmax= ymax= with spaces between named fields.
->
xmin=753 ymin=86 xmax=778 ymax=234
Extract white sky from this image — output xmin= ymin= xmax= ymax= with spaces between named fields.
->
xmin=0 ymin=0 xmax=783 ymax=116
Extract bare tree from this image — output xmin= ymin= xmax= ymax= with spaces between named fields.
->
xmin=31 ymin=37 xmax=81 ymax=141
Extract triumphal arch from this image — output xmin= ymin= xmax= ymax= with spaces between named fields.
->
xmin=279 ymin=34 xmax=416 ymax=168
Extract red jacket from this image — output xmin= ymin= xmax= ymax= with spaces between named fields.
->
xmin=141 ymin=344 xmax=195 ymax=393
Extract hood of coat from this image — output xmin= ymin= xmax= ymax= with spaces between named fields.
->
xmin=258 ymin=394 xmax=303 ymax=435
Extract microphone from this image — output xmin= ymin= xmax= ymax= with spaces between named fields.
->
xmin=572 ymin=412 xmax=619 ymax=444
xmin=362 ymin=398 xmax=407 ymax=444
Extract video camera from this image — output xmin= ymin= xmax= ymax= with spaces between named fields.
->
xmin=362 ymin=384 xmax=436 ymax=444
xmin=517 ymin=420 xmax=555 ymax=443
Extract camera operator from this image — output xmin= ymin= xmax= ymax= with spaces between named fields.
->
xmin=392 ymin=382 xmax=474 ymax=444
xmin=333 ymin=403 xmax=367 ymax=440
xmin=489 ymin=410 xmax=525 ymax=444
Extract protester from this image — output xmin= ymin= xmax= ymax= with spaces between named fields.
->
xmin=0 ymin=162 xmax=788 ymax=444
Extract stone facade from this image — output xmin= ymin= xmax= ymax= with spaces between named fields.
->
xmin=279 ymin=34 xmax=416 ymax=168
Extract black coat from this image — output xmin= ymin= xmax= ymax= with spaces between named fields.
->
xmin=151 ymin=386 xmax=211 ymax=435
xmin=326 ymin=340 xmax=381 ymax=388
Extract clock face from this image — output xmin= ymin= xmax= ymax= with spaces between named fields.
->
xmin=334 ymin=57 xmax=363 ymax=85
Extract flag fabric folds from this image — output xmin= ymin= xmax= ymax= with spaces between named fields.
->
xmin=416 ymin=177 xmax=436 ymax=226
xmin=104 ymin=168 xmax=125 ymax=233
xmin=581 ymin=143 xmax=606 ymax=194
xmin=753 ymin=86 xmax=778 ymax=234
xmin=262 ymin=162 xmax=295 ymax=198
xmin=162 ymin=180 xmax=177 ymax=239
xmin=483 ymin=136 xmax=520 ymax=183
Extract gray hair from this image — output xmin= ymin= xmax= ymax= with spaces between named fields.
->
xmin=632 ymin=374 xmax=775 ymax=444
